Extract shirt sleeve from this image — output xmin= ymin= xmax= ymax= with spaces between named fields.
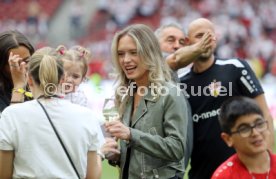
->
xmin=0 ymin=110 xmax=15 ymax=150
xmin=88 ymin=117 xmax=105 ymax=151
xmin=237 ymin=60 xmax=264 ymax=97
xmin=211 ymin=155 xmax=240 ymax=179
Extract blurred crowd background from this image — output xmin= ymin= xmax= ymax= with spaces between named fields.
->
xmin=1 ymin=0 xmax=276 ymax=121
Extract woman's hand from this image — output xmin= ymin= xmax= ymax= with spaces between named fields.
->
xmin=105 ymin=120 xmax=131 ymax=141
xmin=101 ymin=137 xmax=120 ymax=155
xmin=8 ymin=52 xmax=27 ymax=88
xmin=101 ymin=137 xmax=120 ymax=161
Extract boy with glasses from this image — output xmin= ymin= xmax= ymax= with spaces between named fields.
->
xmin=212 ymin=97 xmax=276 ymax=179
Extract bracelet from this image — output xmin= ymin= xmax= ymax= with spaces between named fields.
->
xmin=97 ymin=151 xmax=105 ymax=161
xmin=13 ymin=88 xmax=33 ymax=98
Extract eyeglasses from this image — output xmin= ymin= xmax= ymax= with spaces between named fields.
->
xmin=230 ymin=120 xmax=268 ymax=138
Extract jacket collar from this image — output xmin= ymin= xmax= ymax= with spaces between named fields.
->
xmin=143 ymin=88 xmax=159 ymax=102
xmin=123 ymin=89 xmax=159 ymax=127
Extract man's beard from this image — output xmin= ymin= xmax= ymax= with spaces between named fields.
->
xmin=198 ymin=48 xmax=213 ymax=62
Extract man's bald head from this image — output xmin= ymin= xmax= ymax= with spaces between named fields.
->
xmin=187 ymin=18 xmax=215 ymax=37
xmin=187 ymin=18 xmax=216 ymax=61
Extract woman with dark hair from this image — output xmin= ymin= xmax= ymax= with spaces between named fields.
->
xmin=0 ymin=30 xmax=35 ymax=112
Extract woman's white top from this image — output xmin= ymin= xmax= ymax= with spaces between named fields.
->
xmin=0 ymin=98 xmax=104 ymax=179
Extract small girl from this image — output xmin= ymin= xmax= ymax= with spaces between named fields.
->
xmin=56 ymin=45 xmax=91 ymax=107
xmin=56 ymin=45 xmax=106 ymax=162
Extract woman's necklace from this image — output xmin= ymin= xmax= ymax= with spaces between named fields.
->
xmin=248 ymin=151 xmax=270 ymax=179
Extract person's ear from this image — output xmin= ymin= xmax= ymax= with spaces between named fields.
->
xmin=221 ymin=132 xmax=234 ymax=147
xmin=27 ymin=73 xmax=33 ymax=87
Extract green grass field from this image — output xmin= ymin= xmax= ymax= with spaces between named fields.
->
xmin=101 ymin=160 xmax=119 ymax=179
xmin=101 ymin=160 xmax=190 ymax=179
xmin=101 ymin=130 xmax=276 ymax=179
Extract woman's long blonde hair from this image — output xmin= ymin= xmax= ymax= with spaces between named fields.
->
xmin=28 ymin=47 xmax=63 ymax=97
xmin=111 ymin=24 xmax=172 ymax=115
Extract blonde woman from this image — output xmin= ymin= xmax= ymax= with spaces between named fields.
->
xmin=104 ymin=24 xmax=189 ymax=179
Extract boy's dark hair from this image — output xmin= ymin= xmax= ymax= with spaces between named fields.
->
xmin=219 ymin=96 xmax=263 ymax=134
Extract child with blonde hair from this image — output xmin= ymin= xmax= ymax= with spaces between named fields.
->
xmin=56 ymin=45 xmax=91 ymax=107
